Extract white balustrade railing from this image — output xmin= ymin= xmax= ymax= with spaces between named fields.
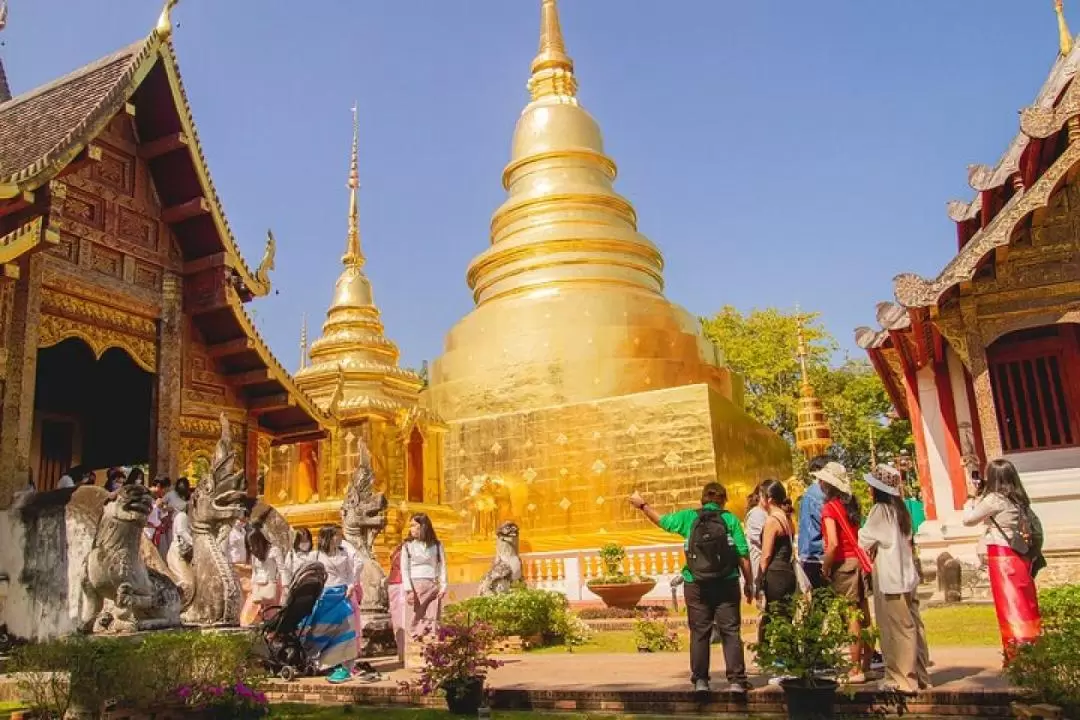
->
xmin=520 ymin=544 xmax=685 ymax=603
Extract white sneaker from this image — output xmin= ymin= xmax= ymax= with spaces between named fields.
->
xmin=693 ymin=678 xmax=710 ymax=693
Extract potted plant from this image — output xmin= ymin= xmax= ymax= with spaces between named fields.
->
xmin=586 ymin=543 xmax=657 ymax=609
xmin=400 ymin=618 xmax=503 ymax=715
xmin=750 ymin=589 xmax=865 ymax=720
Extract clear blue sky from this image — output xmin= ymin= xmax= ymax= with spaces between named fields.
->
xmin=3 ymin=1 xmax=1063 ymax=371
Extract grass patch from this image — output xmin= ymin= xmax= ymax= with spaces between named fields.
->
xmin=922 ymin=603 xmax=999 ymax=647
xmin=532 ymin=603 xmax=999 ymax=654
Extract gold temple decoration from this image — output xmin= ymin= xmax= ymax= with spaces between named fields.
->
xmin=298 ymin=312 xmax=308 ymax=371
xmin=0 ymin=0 xmax=11 ymax=104
xmin=528 ymin=0 xmax=578 ymax=102
xmin=1058 ymin=0 xmax=1074 ymax=57
xmin=256 ymin=229 xmax=276 ymax=287
xmin=794 ymin=306 xmax=833 ymax=459
xmin=293 ymin=107 xmax=423 ymax=417
xmin=156 ymin=0 xmax=179 ymax=40
xmin=424 ymin=0 xmax=791 ymax=556
xmin=272 ymin=105 xmax=454 ymax=537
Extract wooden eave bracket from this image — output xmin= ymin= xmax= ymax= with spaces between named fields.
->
xmin=161 ymin=196 xmax=210 ymax=224
xmin=138 ymin=132 xmax=189 ymax=160
xmin=248 ymin=393 xmax=296 ymax=413
xmin=206 ymin=337 xmax=255 ymax=359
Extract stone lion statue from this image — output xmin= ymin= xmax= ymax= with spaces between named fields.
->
xmin=478 ymin=521 xmax=522 ymax=596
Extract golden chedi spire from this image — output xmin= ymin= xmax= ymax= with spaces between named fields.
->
xmin=0 ymin=1 xmax=11 ymax=103
xmin=427 ymin=0 xmax=735 ymax=419
xmin=299 ymin=312 xmax=308 ymax=371
xmin=294 ymin=107 xmax=422 ymax=417
xmin=1057 ymin=0 xmax=1074 ymax=57
xmin=794 ymin=307 xmax=833 ymax=459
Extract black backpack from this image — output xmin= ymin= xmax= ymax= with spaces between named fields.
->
xmin=991 ymin=503 xmax=1047 ymax=578
xmin=686 ymin=509 xmax=738 ymax=582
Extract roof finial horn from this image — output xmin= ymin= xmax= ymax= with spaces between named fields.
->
xmin=342 ymin=102 xmax=364 ymax=268
xmin=156 ymin=0 xmax=180 ymax=40
xmin=1057 ymin=0 xmax=1074 ymax=57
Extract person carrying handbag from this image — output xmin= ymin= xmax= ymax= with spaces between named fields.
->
xmin=817 ymin=462 xmax=873 ymax=684
xmin=962 ymin=458 xmax=1043 ymax=661
xmin=400 ymin=513 xmax=448 ymax=639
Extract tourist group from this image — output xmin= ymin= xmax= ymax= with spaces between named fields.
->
xmin=629 ymin=455 xmax=1044 ymax=695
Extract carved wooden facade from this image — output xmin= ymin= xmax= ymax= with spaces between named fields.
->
xmin=857 ymin=39 xmax=1080 ymax=532
xmin=0 ymin=16 xmax=330 ymax=503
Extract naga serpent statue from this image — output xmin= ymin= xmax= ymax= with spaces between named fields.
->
xmin=341 ymin=439 xmax=392 ymax=654
xmin=477 ymin=521 xmax=523 ymax=596
xmin=181 ymin=413 xmax=250 ymax=626
xmin=80 ymin=483 xmax=183 ymax=633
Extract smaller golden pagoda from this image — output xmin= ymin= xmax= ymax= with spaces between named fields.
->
xmin=794 ymin=309 xmax=833 ymax=460
xmin=267 ymin=109 xmax=455 ymax=539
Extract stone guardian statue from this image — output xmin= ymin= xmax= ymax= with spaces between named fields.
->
xmin=341 ymin=439 xmax=393 ymax=655
xmin=477 ymin=521 xmax=523 ymax=595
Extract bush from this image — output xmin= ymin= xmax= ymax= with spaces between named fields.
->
xmin=1007 ymin=584 xmax=1080 ymax=714
xmin=10 ymin=630 xmax=264 ymax=719
xmin=633 ymin=613 xmax=680 ymax=652
xmin=446 ymin=587 xmax=566 ymax=640
xmin=445 ymin=587 xmax=590 ymax=649
xmin=576 ymin=606 xmax=670 ymax=620
xmin=750 ymin=588 xmax=865 ymax=687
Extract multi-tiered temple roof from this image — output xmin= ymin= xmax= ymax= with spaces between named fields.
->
xmin=0 ymin=2 xmax=330 ymax=441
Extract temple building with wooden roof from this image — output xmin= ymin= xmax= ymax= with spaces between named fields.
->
xmin=0 ymin=2 xmax=331 ymax=502
xmin=856 ymin=2 xmax=1080 ymax=572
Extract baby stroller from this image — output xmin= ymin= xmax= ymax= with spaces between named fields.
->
xmin=258 ymin=562 xmax=327 ymax=681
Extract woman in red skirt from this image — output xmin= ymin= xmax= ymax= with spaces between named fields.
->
xmin=962 ymin=458 xmax=1042 ymax=661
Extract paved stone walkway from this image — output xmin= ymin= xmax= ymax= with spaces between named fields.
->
xmin=350 ymin=645 xmax=1009 ymax=693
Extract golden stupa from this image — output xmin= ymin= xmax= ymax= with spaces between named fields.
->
xmin=424 ymin=0 xmax=791 ymax=555
xmin=794 ymin=310 xmax=833 ymax=460
xmin=267 ymin=108 xmax=455 ymax=539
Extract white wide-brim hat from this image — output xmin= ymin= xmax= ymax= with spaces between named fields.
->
xmin=812 ymin=461 xmax=852 ymax=495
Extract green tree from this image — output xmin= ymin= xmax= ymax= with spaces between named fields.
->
xmin=700 ymin=306 xmax=913 ymax=493
xmin=701 ymin=306 xmax=834 ymax=443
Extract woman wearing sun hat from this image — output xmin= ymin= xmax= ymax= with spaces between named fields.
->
xmin=859 ymin=464 xmax=930 ymax=694
xmin=815 ymin=461 xmax=872 ymax=683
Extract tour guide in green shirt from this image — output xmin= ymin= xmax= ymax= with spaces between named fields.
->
xmin=629 ymin=482 xmax=753 ymax=694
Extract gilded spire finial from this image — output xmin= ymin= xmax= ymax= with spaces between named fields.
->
xmin=299 ymin=313 xmax=308 ymax=371
xmin=342 ymin=103 xmax=363 ymax=268
xmin=869 ymin=423 xmax=878 ymax=469
xmin=527 ymin=0 xmax=579 ymax=102
xmin=156 ymin=0 xmax=179 ymax=40
xmin=1057 ymin=0 xmax=1074 ymax=57
xmin=795 ymin=304 xmax=811 ymax=392
xmin=0 ymin=0 xmax=11 ymax=104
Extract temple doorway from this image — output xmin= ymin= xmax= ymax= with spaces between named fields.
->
xmin=406 ymin=427 xmax=424 ymax=503
xmin=31 ymin=339 xmax=154 ymax=489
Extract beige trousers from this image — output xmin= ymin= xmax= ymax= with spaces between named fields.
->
xmin=874 ymin=587 xmax=931 ymax=693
